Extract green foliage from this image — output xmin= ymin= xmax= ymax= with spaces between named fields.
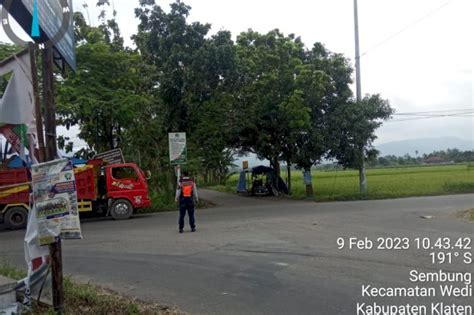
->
xmin=328 ymin=94 xmax=394 ymax=169
xmin=57 ymin=40 xmax=152 ymax=154
xmin=0 ymin=42 xmax=22 ymax=61
xmin=443 ymin=182 xmax=474 ymax=194
xmin=368 ymin=149 xmax=474 ymax=167
xmin=134 ymin=1 xmax=238 ymax=184
xmin=56 ymin=0 xmax=394 ymax=198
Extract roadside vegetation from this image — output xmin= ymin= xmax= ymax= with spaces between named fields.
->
xmin=211 ymin=164 xmax=474 ymax=201
xmin=1 ymin=0 xmax=392 ymax=205
xmin=1 ymin=1 xmax=470 ymax=206
xmin=0 ymin=261 xmax=181 ymax=315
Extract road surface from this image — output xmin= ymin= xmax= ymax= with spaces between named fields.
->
xmin=1 ymin=191 xmax=473 ymax=314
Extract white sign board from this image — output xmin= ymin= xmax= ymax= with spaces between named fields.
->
xmin=31 ymin=159 xmax=82 ymax=246
xmin=168 ymin=133 xmax=187 ymax=165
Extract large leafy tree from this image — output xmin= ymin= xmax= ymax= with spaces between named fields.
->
xmin=328 ymin=94 xmax=394 ymax=193
xmin=233 ymin=30 xmax=311 ymax=184
xmin=134 ymin=0 xmax=238 ymax=182
xmin=291 ymin=43 xmax=353 ymax=196
xmin=57 ymin=7 xmax=153 ymax=156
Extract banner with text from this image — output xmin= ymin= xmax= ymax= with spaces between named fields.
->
xmin=31 ymin=159 xmax=82 ymax=246
xmin=169 ymin=133 xmax=187 ymax=165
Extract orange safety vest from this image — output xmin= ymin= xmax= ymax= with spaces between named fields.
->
xmin=180 ymin=179 xmax=194 ymax=198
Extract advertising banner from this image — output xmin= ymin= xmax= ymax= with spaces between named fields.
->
xmin=31 ymin=159 xmax=82 ymax=246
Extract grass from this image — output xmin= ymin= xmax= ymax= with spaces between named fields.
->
xmin=0 ymin=261 xmax=26 ymax=280
xmin=457 ymin=208 xmax=474 ymax=223
xmin=216 ymin=164 xmax=474 ymax=201
xmin=0 ymin=261 xmax=182 ymax=315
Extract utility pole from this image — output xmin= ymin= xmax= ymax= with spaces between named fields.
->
xmin=42 ymin=44 xmax=65 ymax=314
xmin=29 ymin=43 xmax=45 ymax=163
xmin=353 ymin=0 xmax=367 ymax=194
xmin=353 ymin=0 xmax=362 ymax=102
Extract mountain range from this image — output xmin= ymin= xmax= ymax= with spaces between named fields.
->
xmin=375 ymin=137 xmax=473 ymax=157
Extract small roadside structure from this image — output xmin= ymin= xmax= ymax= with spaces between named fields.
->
xmin=236 ymin=165 xmax=288 ymax=196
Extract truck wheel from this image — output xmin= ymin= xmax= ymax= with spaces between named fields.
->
xmin=4 ymin=207 xmax=28 ymax=230
xmin=110 ymin=199 xmax=133 ymax=220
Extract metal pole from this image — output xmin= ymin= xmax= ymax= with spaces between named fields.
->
xmin=29 ymin=43 xmax=45 ymax=163
xmin=353 ymin=0 xmax=367 ymax=194
xmin=42 ymin=44 xmax=64 ymax=314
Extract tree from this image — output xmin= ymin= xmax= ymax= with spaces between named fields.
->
xmin=57 ymin=7 xmax=153 ymax=155
xmin=328 ymin=94 xmax=394 ymax=193
xmin=232 ymin=29 xmax=311 ymax=188
xmin=134 ymin=1 xmax=239 ymax=182
xmin=291 ymin=43 xmax=353 ymax=196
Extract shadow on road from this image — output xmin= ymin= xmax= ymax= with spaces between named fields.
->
xmin=0 ymin=213 xmax=159 ymax=233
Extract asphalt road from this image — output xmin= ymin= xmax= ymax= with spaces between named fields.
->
xmin=1 ymin=191 xmax=473 ymax=314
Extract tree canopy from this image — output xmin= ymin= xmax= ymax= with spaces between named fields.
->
xmin=51 ymin=0 xmax=393 ymax=197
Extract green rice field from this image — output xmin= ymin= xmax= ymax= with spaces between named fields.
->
xmin=212 ymin=164 xmax=474 ymax=201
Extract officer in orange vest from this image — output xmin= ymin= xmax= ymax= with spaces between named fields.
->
xmin=175 ymin=171 xmax=199 ymax=233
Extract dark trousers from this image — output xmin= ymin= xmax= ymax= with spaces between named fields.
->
xmin=179 ymin=197 xmax=195 ymax=230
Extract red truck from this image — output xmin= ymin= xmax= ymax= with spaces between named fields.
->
xmin=0 ymin=160 xmax=151 ymax=229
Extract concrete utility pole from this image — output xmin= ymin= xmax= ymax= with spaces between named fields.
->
xmin=353 ymin=0 xmax=367 ymax=194
xmin=353 ymin=0 xmax=362 ymax=102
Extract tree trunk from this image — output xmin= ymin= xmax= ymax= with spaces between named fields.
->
xmin=359 ymin=148 xmax=367 ymax=194
xmin=304 ymin=167 xmax=314 ymax=197
xmin=204 ymin=169 xmax=209 ymax=184
xmin=286 ymin=161 xmax=291 ymax=195
xmin=272 ymin=156 xmax=280 ymax=189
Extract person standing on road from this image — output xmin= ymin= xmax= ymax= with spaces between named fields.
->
xmin=175 ymin=171 xmax=199 ymax=233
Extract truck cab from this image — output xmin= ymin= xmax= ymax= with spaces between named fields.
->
xmin=103 ymin=163 xmax=151 ymax=219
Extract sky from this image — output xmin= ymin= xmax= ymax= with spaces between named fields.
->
xmin=1 ymin=0 xmax=473 ymax=152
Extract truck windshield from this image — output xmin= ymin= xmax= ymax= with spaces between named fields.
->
xmin=112 ymin=167 xmax=138 ymax=180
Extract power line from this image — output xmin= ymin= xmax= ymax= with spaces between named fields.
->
xmin=361 ymin=0 xmax=454 ymax=57
xmin=394 ymin=108 xmax=472 ymax=115
xmin=393 ymin=112 xmax=474 ymax=118
xmin=388 ymin=113 xmax=474 ymax=122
